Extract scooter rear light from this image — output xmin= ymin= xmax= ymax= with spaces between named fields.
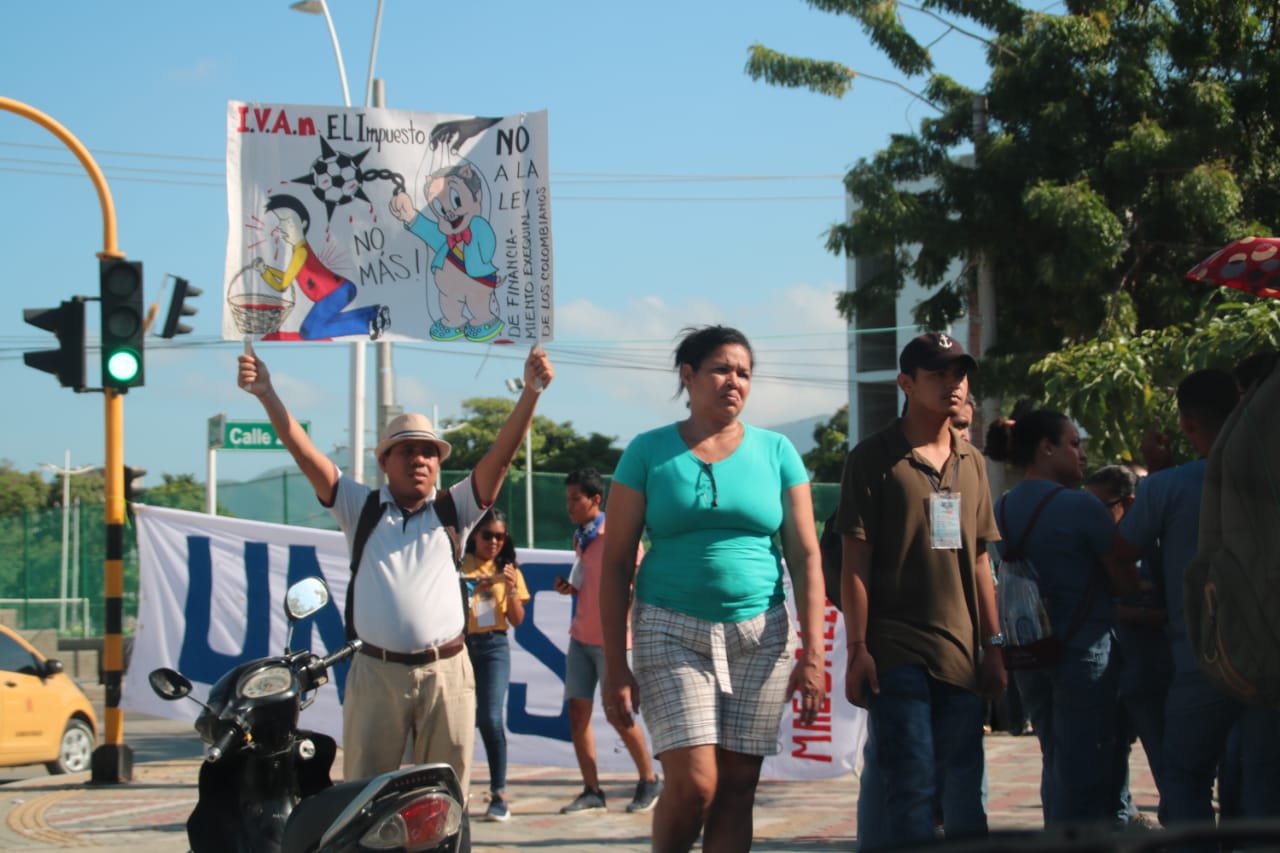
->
xmin=358 ymin=793 xmax=462 ymax=850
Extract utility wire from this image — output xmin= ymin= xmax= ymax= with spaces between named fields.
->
xmin=0 ymin=140 xmax=847 ymax=200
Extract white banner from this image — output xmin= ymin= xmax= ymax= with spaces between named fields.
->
xmin=125 ymin=505 xmax=862 ymax=780
xmin=224 ymin=103 xmax=553 ymax=346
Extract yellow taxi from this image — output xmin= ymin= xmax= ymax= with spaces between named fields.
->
xmin=0 ymin=624 xmax=98 ymax=774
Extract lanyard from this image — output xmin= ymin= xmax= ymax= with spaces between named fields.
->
xmin=919 ymin=455 xmax=960 ymax=494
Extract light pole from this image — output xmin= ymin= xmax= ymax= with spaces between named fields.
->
xmin=505 ymin=378 xmax=535 ymax=548
xmin=290 ymin=0 xmax=386 ymax=485
xmin=41 ymin=451 xmax=96 ymax=633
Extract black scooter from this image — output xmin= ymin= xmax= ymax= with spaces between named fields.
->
xmin=149 ymin=576 xmax=469 ymax=853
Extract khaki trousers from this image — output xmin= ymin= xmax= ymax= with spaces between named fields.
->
xmin=341 ymin=648 xmax=476 ymax=792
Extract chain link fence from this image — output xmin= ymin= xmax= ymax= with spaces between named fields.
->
xmin=0 ymin=470 xmax=842 ymax=636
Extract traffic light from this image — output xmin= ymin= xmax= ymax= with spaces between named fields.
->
xmin=159 ymin=276 xmax=200 ymax=338
xmin=99 ymin=258 xmax=145 ymax=391
xmin=23 ymin=298 xmax=86 ymax=390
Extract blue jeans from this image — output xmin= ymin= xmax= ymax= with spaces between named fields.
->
xmin=1161 ymin=669 xmax=1280 ymax=837
xmin=1121 ymin=674 xmax=1169 ymax=798
xmin=466 ymin=631 xmax=511 ymax=794
xmin=1107 ymin=703 xmax=1138 ymax=825
xmin=856 ymin=722 xmax=990 ymax=851
xmin=1014 ymin=635 xmax=1118 ymax=825
xmin=865 ymin=665 xmax=987 ymax=848
xmin=1116 ymin=626 xmax=1172 ymax=800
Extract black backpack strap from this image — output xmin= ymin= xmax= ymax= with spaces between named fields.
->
xmin=433 ymin=488 xmax=474 ymax=627
xmin=434 ymin=489 xmax=462 ymax=570
xmin=345 ymin=490 xmax=385 ymax=641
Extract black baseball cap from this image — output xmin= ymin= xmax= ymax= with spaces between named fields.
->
xmin=899 ymin=332 xmax=978 ymax=375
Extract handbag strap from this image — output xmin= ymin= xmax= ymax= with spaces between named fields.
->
xmin=998 ymin=485 xmax=1066 ymax=560
xmin=997 ymin=484 xmax=1100 ymax=644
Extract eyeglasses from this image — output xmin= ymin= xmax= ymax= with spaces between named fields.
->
xmin=479 ymin=530 xmax=506 ymax=542
xmin=697 ymin=461 xmax=719 ymax=509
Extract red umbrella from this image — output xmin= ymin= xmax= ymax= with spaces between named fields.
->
xmin=1185 ymin=236 xmax=1280 ymax=299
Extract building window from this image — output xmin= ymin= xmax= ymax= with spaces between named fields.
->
xmin=857 ymin=381 xmax=899 ymax=439
xmin=854 ymin=254 xmax=896 ymax=372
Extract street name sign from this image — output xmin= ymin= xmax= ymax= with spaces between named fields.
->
xmin=208 ymin=415 xmax=309 ymax=451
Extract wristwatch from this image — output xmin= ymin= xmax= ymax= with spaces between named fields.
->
xmin=985 ymin=633 xmax=1006 ymax=648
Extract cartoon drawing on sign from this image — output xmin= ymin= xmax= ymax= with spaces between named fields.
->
xmin=224 ymin=104 xmax=553 ymax=344
xmin=392 ymin=143 xmax=504 ymax=343
xmin=247 ymin=194 xmax=390 ymax=342
xmin=292 ymin=136 xmax=375 ymax=221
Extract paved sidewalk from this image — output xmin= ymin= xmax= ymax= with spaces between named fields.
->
xmin=0 ymin=728 xmax=1160 ymax=852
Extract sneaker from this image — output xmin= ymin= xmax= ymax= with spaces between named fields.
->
xmin=626 ymin=777 xmax=663 ymax=813
xmin=560 ymin=787 xmax=607 ymax=814
xmin=484 ymin=796 xmax=511 ymax=822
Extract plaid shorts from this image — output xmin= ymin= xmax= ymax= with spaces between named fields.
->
xmin=632 ymin=600 xmax=794 ymax=757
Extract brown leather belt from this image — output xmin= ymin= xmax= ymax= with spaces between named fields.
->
xmin=358 ymin=633 xmax=465 ymax=665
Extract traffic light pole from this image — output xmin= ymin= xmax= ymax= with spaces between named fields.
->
xmin=101 ymin=390 xmax=131 ymax=780
xmin=1 ymin=97 xmax=133 ymax=782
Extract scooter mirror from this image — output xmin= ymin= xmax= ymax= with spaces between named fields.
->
xmin=286 ymin=576 xmax=331 ymax=621
xmin=149 ymin=667 xmax=193 ymax=701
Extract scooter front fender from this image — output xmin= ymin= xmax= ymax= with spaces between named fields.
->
xmin=186 ymin=733 xmax=336 ymax=853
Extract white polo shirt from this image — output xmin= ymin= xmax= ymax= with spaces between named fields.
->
xmin=328 ymin=474 xmax=485 ymax=652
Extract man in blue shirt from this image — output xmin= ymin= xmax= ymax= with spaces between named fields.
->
xmin=1115 ymin=369 xmax=1280 ymax=838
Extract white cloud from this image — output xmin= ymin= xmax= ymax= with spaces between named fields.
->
xmin=546 ymin=281 xmax=848 ymax=444
xmin=166 ymin=59 xmax=219 ymax=83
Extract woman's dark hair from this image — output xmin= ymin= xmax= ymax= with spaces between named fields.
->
xmin=983 ymin=410 xmax=1070 ymax=467
xmin=983 ymin=418 xmax=1015 ymax=461
xmin=673 ymin=325 xmax=753 ymax=397
xmin=1084 ymin=464 xmax=1138 ymax=501
xmin=465 ymin=508 xmax=518 ymax=567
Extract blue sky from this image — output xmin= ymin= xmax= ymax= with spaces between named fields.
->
xmin=2 ymin=0 xmax=991 ymax=485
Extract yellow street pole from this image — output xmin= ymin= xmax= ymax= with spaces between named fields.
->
xmin=0 ymin=97 xmax=133 ymax=782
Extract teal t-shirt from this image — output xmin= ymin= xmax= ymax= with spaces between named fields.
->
xmin=613 ymin=422 xmax=809 ymax=622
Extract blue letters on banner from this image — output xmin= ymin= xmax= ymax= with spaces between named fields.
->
xmin=508 ymin=560 xmax=571 ymax=740
xmin=177 ymin=537 xmax=577 ymax=742
xmin=178 ymin=538 xmax=352 ymax=703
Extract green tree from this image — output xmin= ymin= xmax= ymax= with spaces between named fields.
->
xmin=54 ymin=469 xmax=105 ymax=509
xmin=1033 ymin=295 xmax=1280 ymax=464
xmin=0 ymin=461 xmax=46 ymax=516
xmin=803 ymin=405 xmax=850 ymax=483
xmin=748 ymin=0 xmax=1280 ymax=448
xmin=442 ymin=397 xmax=623 ymax=474
xmin=145 ymin=473 xmax=216 ymax=513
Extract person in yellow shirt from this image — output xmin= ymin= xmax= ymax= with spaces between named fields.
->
xmin=462 ymin=509 xmax=530 ymax=822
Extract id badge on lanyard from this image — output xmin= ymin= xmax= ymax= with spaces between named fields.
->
xmin=475 ymin=593 xmax=498 ymax=628
xmin=930 ymin=492 xmax=962 ymax=549
xmin=924 ymin=460 xmax=962 ymax=550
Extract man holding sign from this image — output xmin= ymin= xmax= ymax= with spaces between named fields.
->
xmin=237 ymin=343 xmax=554 ymax=794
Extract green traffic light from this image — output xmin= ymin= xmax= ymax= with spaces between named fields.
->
xmin=99 ymin=258 xmax=145 ymax=390
xmin=105 ymin=349 xmax=140 ymax=383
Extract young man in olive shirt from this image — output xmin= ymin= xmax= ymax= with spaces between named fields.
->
xmin=837 ymin=332 xmax=1005 ymax=849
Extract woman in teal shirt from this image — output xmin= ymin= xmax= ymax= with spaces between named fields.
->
xmin=600 ymin=325 xmax=828 ymax=853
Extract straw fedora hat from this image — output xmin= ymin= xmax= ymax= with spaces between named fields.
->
xmin=374 ymin=413 xmax=452 ymax=462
